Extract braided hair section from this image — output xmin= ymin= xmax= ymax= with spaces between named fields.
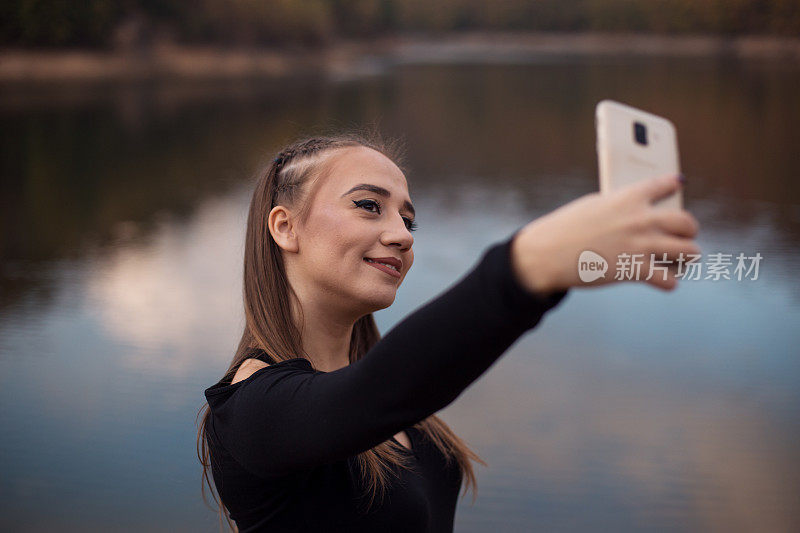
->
xmin=268 ymin=137 xmax=362 ymax=211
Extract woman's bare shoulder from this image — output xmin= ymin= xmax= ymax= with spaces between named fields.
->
xmin=231 ymin=358 xmax=270 ymax=385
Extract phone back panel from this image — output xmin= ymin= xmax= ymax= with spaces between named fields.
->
xmin=596 ymin=100 xmax=682 ymax=210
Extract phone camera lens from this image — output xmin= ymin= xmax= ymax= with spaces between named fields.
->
xmin=634 ymin=122 xmax=648 ymax=146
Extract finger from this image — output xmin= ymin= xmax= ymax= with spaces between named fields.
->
xmin=625 ymin=173 xmax=683 ymax=205
xmin=646 ymin=272 xmax=679 ymax=292
xmin=644 ymin=256 xmax=684 ymax=284
xmin=651 ymin=210 xmax=700 ymax=239
xmin=648 ymin=236 xmax=702 ymax=261
xmin=643 ymin=258 xmax=684 ymax=291
xmin=667 ymin=262 xmax=682 ymax=274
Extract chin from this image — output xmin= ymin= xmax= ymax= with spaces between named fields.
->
xmin=362 ymin=290 xmax=397 ymax=313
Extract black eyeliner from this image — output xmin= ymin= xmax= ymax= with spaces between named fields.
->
xmin=353 ymin=199 xmax=417 ymax=232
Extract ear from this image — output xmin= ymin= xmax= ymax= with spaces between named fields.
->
xmin=268 ymin=205 xmax=300 ymax=253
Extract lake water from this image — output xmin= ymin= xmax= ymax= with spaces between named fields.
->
xmin=1 ymin=55 xmax=799 ymax=531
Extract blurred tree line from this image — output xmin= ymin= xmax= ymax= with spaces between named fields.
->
xmin=1 ymin=0 xmax=798 ymax=49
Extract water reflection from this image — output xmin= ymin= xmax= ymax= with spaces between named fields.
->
xmin=0 ymin=56 xmax=798 ymax=531
xmin=447 ymin=334 xmax=800 ymax=531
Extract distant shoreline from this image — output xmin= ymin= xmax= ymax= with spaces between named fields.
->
xmin=2 ymin=32 xmax=799 ymax=83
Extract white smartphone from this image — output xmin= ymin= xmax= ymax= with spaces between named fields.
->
xmin=596 ymin=99 xmax=682 ymax=210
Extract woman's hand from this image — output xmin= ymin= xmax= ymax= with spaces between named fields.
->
xmin=511 ymin=173 xmax=701 ymax=294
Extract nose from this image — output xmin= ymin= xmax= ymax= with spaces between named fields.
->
xmin=380 ymin=213 xmax=414 ymax=252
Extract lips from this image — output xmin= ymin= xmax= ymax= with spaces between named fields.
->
xmin=363 ymin=256 xmax=402 ymax=278
xmin=363 ymin=256 xmax=402 ymax=271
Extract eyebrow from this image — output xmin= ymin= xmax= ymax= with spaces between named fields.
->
xmin=341 ymin=183 xmax=416 ymax=218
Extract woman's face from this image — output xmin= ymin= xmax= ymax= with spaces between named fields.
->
xmin=284 ymin=145 xmax=416 ymax=319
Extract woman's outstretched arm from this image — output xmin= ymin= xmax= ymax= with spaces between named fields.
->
xmin=207 ymin=173 xmax=700 ymax=480
xmin=206 ymin=230 xmax=567 ymax=479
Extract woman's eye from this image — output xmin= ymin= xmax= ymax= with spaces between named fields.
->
xmin=354 ymin=199 xmax=418 ymax=232
xmin=354 ymin=199 xmax=381 ymax=213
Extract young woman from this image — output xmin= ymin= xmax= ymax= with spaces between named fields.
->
xmin=197 ymin=134 xmax=700 ymax=532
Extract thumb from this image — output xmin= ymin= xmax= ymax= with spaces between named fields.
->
xmin=630 ymin=173 xmax=684 ymax=204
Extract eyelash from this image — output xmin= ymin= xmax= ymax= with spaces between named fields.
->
xmin=353 ymin=199 xmax=418 ymax=232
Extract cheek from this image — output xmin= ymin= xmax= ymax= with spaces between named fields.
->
xmin=404 ymin=250 xmax=414 ymax=273
xmin=307 ymin=208 xmax=362 ymax=265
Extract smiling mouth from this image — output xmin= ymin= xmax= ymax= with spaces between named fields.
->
xmin=363 ymin=258 xmax=401 ymax=278
xmin=363 ymin=258 xmax=399 ymax=272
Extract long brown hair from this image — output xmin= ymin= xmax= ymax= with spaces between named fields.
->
xmin=196 ymin=130 xmax=486 ymax=531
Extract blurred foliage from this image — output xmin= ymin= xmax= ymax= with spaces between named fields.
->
xmin=0 ymin=0 xmax=798 ymax=48
xmin=0 ymin=0 xmax=121 ymax=46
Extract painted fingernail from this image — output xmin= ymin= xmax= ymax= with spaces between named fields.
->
xmin=677 ymin=173 xmax=686 ymax=185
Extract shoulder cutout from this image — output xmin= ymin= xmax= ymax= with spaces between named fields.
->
xmin=231 ymin=358 xmax=270 ymax=385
